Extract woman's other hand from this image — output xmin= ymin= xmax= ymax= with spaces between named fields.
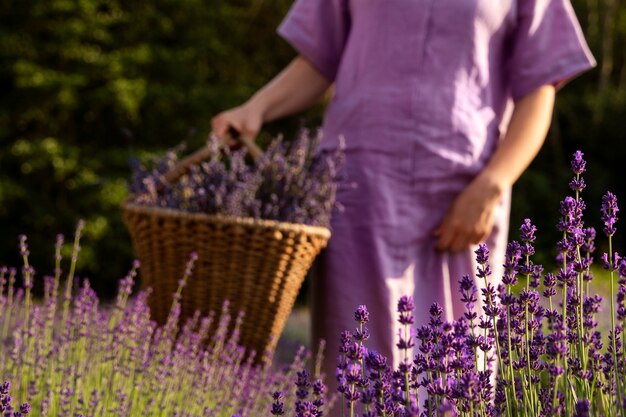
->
xmin=434 ymin=174 xmax=504 ymax=252
xmin=434 ymin=84 xmax=556 ymax=253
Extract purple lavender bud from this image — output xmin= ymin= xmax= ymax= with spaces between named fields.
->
xmin=570 ymin=177 xmax=586 ymax=193
xmin=503 ymin=241 xmax=521 ymax=285
xmin=270 ymin=391 xmax=285 ymax=416
xmin=343 ymin=388 xmax=361 ymax=403
xmin=347 ymin=342 xmax=367 ymax=361
xmin=520 ymin=219 xmax=537 ymax=243
xmin=543 ymin=272 xmax=556 ymax=288
xmin=345 ymin=362 xmax=361 ymax=384
xmin=574 ymin=399 xmax=590 ymax=417
xmin=295 ymin=370 xmax=311 ymax=400
xmin=437 ymin=398 xmax=458 ymax=416
xmin=18 ymin=235 xmax=28 ymax=257
xmin=619 ymin=259 xmax=626 ymax=279
xmin=397 ymin=295 xmax=414 ymax=313
xmin=19 ymin=404 xmax=30 ymax=415
xmin=459 ymin=274 xmax=474 ymax=292
xmin=601 ymin=192 xmax=619 ymax=236
xmin=583 ymin=227 xmax=596 ymax=252
xmin=397 ymin=295 xmax=415 ymax=325
xmin=312 ymin=380 xmax=326 ymax=396
xmin=339 ymin=330 xmax=352 ymax=354
xmin=429 ymin=303 xmax=443 ymax=321
xmin=353 ymin=327 xmax=370 ymax=342
xmin=475 ymin=244 xmax=489 ymax=264
xmin=571 ymin=151 xmax=586 ymax=175
xmin=55 ymin=234 xmax=64 ymax=246
xmin=365 ymin=351 xmax=387 ymax=372
xmin=396 ymin=327 xmax=416 ymax=350
xmin=354 ymin=305 xmax=369 ymax=324
xmin=295 ymin=401 xmax=318 ymax=417
xmin=602 ymin=252 xmax=621 ymax=271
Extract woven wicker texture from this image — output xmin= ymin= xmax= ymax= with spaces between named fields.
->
xmin=121 ymin=201 xmax=330 ymax=359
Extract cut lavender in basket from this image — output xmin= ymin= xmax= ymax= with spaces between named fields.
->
xmin=129 ymin=129 xmax=345 ymax=227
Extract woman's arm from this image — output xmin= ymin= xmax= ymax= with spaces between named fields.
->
xmin=211 ymin=55 xmax=331 ymax=140
xmin=435 ymin=84 xmax=556 ymax=252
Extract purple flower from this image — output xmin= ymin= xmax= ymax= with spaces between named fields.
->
xmin=571 ymin=150 xmax=586 ymax=175
xmin=346 ymin=342 xmax=367 ymax=361
xmin=354 ymin=305 xmax=369 ymax=324
xmin=396 ymin=327 xmax=416 ymax=351
xmin=345 ymin=362 xmax=361 ymax=384
xmin=574 ymin=398 xmax=590 ymax=417
xmin=295 ymin=370 xmax=311 ymax=400
xmin=520 ymin=218 xmax=537 ymax=243
xmin=271 ymin=391 xmax=285 ymax=416
xmin=397 ymin=295 xmax=415 ymax=325
xmin=294 ymin=401 xmax=319 ymax=417
xmin=339 ymin=330 xmax=352 ymax=354
xmin=602 ymin=252 xmax=622 ymax=271
xmin=438 ymin=399 xmax=459 ymax=416
xmin=18 ymin=235 xmax=28 ymax=257
xmin=601 ymin=191 xmax=619 ymax=236
xmin=365 ymin=351 xmax=388 ymax=373
xmin=570 ymin=177 xmax=586 ymax=193
xmin=312 ymin=380 xmax=326 ymax=397
xmin=475 ymin=244 xmax=489 ymax=265
xmin=19 ymin=403 xmax=30 ymax=415
xmin=502 ymin=241 xmax=521 ymax=285
xmin=429 ymin=303 xmax=443 ymax=327
xmin=353 ymin=326 xmax=370 ymax=342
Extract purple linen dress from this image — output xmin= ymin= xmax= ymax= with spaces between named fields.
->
xmin=278 ymin=0 xmax=595 ymax=395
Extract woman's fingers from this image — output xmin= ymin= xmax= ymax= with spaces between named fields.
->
xmin=434 ymin=200 xmax=496 ymax=252
xmin=211 ymin=106 xmax=262 ymax=139
xmin=210 ymin=112 xmax=231 ymax=137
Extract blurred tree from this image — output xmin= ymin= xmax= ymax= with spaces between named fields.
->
xmin=0 ymin=0 xmax=322 ymax=298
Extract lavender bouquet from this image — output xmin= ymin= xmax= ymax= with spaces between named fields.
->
xmin=290 ymin=151 xmax=625 ymax=417
xmin=0 ymin=224 xmax=328 ymax=417
xmin=129 ymin=130 xmax=345 ymax=228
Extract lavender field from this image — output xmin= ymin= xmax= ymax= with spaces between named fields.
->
xmin=2 ymin=151 xmax=626 ymax=417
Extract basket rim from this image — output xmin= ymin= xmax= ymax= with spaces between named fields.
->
xmin=122 ymin=198 xmax=332 ymax=239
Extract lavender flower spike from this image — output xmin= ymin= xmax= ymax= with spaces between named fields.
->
xmin=601 ymin=192 xmax=619 ymax=236
xmin=270 ymin=392 xmax=285 ymax=416
xmin=569 ymin=151 xmax=587 ymax=192
xmin=18 ymin=235 xmax=29 ymax=257
xmin=571 ymin=150 xmax=586 ymax=175
xmin=397 ymin=296 xmax=415 ymax=325
xmin=354 ymin=305 xmax=370 ymax=324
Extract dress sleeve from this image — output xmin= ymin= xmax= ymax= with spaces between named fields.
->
xmin=277 ymin=0 xmax=351 ymax=82
xmin=507 ymin=0 xmax=596 ymax=101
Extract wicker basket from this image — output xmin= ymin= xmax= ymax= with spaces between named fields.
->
xmin=121 ymin=140 xmax=331 ymax=359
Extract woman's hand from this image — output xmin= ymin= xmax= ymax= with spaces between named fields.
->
xmin=434 ymin=84 xmax=556 ymax=253
xmin=434 ymin=174 xmax=504 ymax=252
xmin=211 ymin=55 xmax=331 ymax=143
xmin=211 ymin=103 xmax=264 ymax=143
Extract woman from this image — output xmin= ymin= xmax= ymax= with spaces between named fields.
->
xmin=211 ymin=0 xmax=595 ymax=405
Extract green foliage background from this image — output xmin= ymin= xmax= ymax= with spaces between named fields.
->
xmin=0 ymin=0 xmax=624 ymax=298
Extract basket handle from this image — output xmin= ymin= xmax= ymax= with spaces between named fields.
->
xmin=159 ymin=131 xmax=263 ymax=189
